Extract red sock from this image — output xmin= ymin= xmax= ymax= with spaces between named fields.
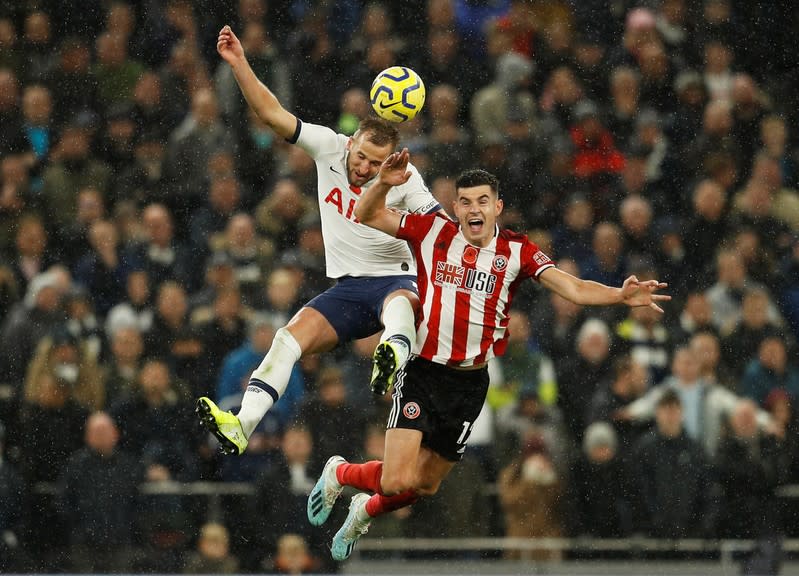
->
xmin=365 ymin=490 xmax=419 ymax=518
xmin=336 ymin=460 xmax=383 ymax=493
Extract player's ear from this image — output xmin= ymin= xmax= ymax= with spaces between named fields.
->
xmin=495 ymin=198 xmax=504 ymax=216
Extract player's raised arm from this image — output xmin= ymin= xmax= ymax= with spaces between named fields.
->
xmin=217 ymin=25 xmax=297 ymax=140
xmin=539 ymin=267 xmax=671 ymax=313
xmin=354 ymin=148 xmax=412 ymax=237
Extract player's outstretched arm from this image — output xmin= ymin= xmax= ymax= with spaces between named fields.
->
xmin=217 ymin=25 xmax=297 ymax=139
xmin=355 ymin=149 xmax=411 ymax=237
xmin=540 ymin=268 xmax=671 ymax=313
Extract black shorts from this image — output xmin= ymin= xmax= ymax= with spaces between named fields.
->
xmin=386 ymin=356 xmax=489 ymax=462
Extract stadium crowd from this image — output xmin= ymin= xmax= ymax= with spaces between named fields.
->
xmin=1 ymin=0 xmax=799 ymax=572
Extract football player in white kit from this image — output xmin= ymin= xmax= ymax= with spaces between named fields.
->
xmin=197 ymin=25 xmax=442 ymax=455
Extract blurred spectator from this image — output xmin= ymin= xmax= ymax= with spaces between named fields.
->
xmin=193 ymin=286 xmax=248 ymax=398
xmin=550 ymin=193 xmax=594 ymax=264
xmin=48 ymin=37 xmax=99 ymax=129
xmin=621 ymin=346 xmax=771 ymax=459
xmin=278 ymin=213 xmax=331 ymax=303
xmin=105 ymin=268 xmax=154 ymax=337
xmin=267 ymin=533 xmax=320 ymax=575
xmin=249 ymin=424 xmax=319 ymax=568
xmin=142 ymin=281 xmax=204 ymax=392
xmin=255 ymin=267 xmax=304 ymax=328
xmin=73 ymin=219 xmax=132 ymax=316
xmin=498 ymin=434 xmax=564 ymax=561
xmin=8 ymin=213 xmax=58 ymax=295
xmin=183 ymin=522 xmax=239 ymax=574
xmin=684 ymin=100 xmax=740 ymax=182
xmin=0 ymin=269 xmax=66 ymax=384
xmin=92 ymin=31 xmax=145 ymax=108
xmin=605 ymin=66 xmax=640 ymax=151
xmin=557 ymin=317 xmax=614 ymax=442
xmin=0 ymin=68 xmax=28 ymax=157
xmin=295 ymin=364 xmax=366 ymax=473
xmin=20 ymin=83 xmax=54 ymax=171
xmin=618 ymin=195 xmax=657 ymax=268
xmin=19 ymin=11 xmax=55 ymax=84
xmin=123 ymin=203 xmax=197 ymax=292
xmin=23 ymin=323 xmax=104 ymax=411
xmin=690 ymin=330 xmax=737 ymax=393
xmin=40 ymin=123 xmax=113 ymax=236
xmin=425 ymin=84 xmax=474 ymax=182
xmin=59 ymin=186 xmax=106 ymax=267
xmin=470 ymin=52 xmax=535 ymax=151
xmin=569 ymin=421 xmax=633 ymax=538
xmin=615 ymin=285 xmax=672 ymax=384
xmin=667 ymin=70 xmax=707 ymax=150
xmin=216 ymin=314 xmax=304 ymax=428
xmin=0 ymin=153 xmax=37 ymax=256
xmin=716 ymin=398 xmax=789 ymax=539
xmin=671 ymin=291 xmax=719 ymax=344
xmin=254 ymin=177 xmax=316 ymax=253
xmin=682 ymin=179 xmax=729 ymax=286
xmin=58 ymin=411 xmax=142 ymax=572
xmin=630 ymin=389 xmax=719 ymax=538
xmin=587 ymin=354 xmax=649 ymax=452
xmin=705 ymin=248 xmax=781 ymax=337
xmin=101 ymin=325 xmax=145 ymax=406
xmin=95 ymin=102 xmax=137 ymax=172
xmin=0 ymin=420 xmax=28 ymax=572
xmin=210 ymin=214 xmax=274 ymax=306
xmin=581 ymin=222 xmax=627 ymax=288
xmin=740 ymin=336 xmax=799 ymax=406
xmin=722 ymin=288 xmax=784 ymax=379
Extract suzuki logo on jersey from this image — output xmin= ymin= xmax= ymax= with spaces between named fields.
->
xmin=324 ymin=187 xmax=360 ymax=222
xmin=434 ymin=262 xmax=497 ymax=294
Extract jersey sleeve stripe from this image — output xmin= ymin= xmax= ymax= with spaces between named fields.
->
xmin=286 ymin=117 xmax=302 ymax=144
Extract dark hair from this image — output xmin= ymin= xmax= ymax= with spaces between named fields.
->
xmin=657 ymin=388 xmax=681 ymax=408
xmin=455 ymin=169 xmax=500 ymax=195
xmin=357 ymin=117 xmax=399 ymax=148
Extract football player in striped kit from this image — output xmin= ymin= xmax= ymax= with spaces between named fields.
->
xmin=308 ymin=150 xmax=670 ymax=560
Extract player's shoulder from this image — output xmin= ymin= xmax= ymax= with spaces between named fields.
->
xmin=498 ymin=227 xmax=531 ymax=244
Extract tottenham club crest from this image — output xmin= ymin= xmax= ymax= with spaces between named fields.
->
xmin=492 ymin=255 xmax=508 ymax=272
xmin=403 ymin=401 xmax=421 ymax=420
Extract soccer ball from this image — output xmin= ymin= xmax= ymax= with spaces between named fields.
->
xmin=370 ymin=66 xmax=426 ymax=122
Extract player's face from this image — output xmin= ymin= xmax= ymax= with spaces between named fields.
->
xmin=454 ymin=185 xmax=503 ymax=247
xmin=346 ymin=132 xmax=394 ymax=187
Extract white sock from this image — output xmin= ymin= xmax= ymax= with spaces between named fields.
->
xmin=237 ymin=327 xmax=302 ymax=437
xmin=380 ymin=296 xmax=415 ymax=367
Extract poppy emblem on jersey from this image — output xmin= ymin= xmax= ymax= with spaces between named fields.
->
xmin=492 ymin=255 xmax=508 ymax=272
xmin=463 ymin=246 xmax=478 ymax=264
xmin=403 ymin=402 xmax=421 ymax=420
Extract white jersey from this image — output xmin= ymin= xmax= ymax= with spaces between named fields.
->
xmin=293 ymin=121 xmax=440 ymax=279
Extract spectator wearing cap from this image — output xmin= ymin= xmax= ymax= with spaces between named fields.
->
xmin=0 ymin=418 xmax=29 ymax=572
xmin=667 ymin=70 xmax=707 ymax=150
xmin=557 ymin=317 xmax=614 ymax=443
xmin=630 ymin=387 xmax=719 ymax=538
xmin=569 ymin=421 xmax=633 ymax=538
xmin=0 ymin=269 xmax=66 ymax=384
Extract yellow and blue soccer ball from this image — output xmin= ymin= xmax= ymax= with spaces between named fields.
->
xmin=370 ymin=66 xmax=426 ymax=122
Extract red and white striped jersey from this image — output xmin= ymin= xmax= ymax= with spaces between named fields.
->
xmin=397 ymin=213 xmax=555 ymax=367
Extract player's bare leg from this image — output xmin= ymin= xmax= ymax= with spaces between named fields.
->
xmin=371 ymin=290 xmax=420 ymax=395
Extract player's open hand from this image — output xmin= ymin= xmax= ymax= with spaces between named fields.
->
xmin=620 ymin=275 xmax=671 ymax=313
xmin=217 ymin=25 xmax=244 ymax=64
xmin=377 ymin=148 xmax=412 ymax=188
